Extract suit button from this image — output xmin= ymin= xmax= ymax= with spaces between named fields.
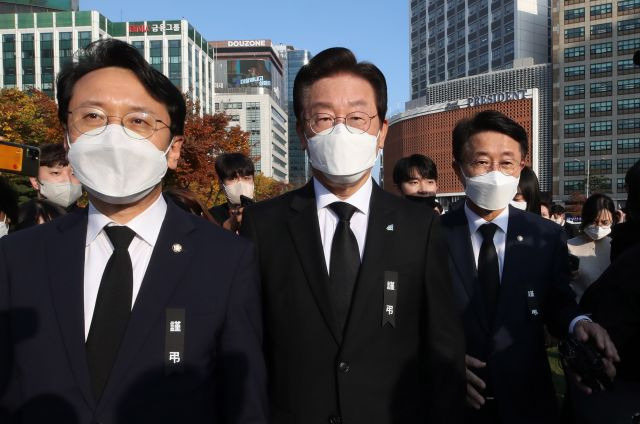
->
xmin=329 ymin=415 xmax=342 ymax=424
xmin=338 ymin=361 xmax=350 ymax=373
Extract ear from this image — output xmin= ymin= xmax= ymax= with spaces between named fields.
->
xmin=29 ymin=177 xmax=40 ymax=191
xmin=452 ymin=161 xmax=465 ymax=187
xmin=167 ymin=136 xmax=184 ymax=170
xmin=377 ymin=119 xmax=388 ymax=150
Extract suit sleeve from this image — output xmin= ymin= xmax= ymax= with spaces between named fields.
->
xmin=423 ymin=216 xmax=466 ymax=423
xmin=544 ymin=227 xmax=580 ymax=338
xmin=217 ymin=241 xmax=268 ymax=424
xmin=0 ymin=239 xmax=16 ymax=422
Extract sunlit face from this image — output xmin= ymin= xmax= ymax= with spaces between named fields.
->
xmin=455 ymin=130 xmax=525 ymax=183
xmin=541 ymin=204 xmax=550 ymax=219
xmin=39 ymin=164 xmax=79 ymax=184
xmin=223 ymin=175 xmax=254 ymax=186
xmin=65 ymin=66 xmax=182 ymax=170
xmin=591 ymin=209 xmax=613 ymax=227
xmin=399 ymin=168 xmax=437 ymax=197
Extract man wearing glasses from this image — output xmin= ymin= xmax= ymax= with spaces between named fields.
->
xmin=240 ymin=47 xmax=465 ymax=424
xmin=441 ymin=110 xmax=618 ymax=423
xmin=0 ymin=39 xmax=266 ymax=423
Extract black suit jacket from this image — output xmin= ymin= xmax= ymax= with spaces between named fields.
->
xmin=240 ymin=180 xmax=466 ymax=424
xmin=0 ymin=198 xmax=267 ymax=424
xmin=441 ymin=205 xmax=579 ymax=424
xmin=209 ymin=203 xmax=231 ymax=226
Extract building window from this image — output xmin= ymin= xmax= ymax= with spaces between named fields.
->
xmin=564 ymin=65 xmax=585 ymax=80
xmin=565 ymin=142 xmax=585 ymax=157
xmin=565 ymin=27 xmax=585 ymax=42
xmin=618 ymin=18 xmax=640 ymax=35
xmin=590 ymin=62 xmax=612 ymax=78
xmin=590 ymin=3 xmax=612 ymax=19
xmin=590 ymin=100 xmax=612 ymax=116
xmin=565 ymin=161 xmax=586 ymax=176
xmin=590 ymin=159 xmax=612 ymax=175
xmin=149 ymin=40 xmax=163 ymax=73
xmin=565 ymin=180 xmax=585 ymax=195
xmin=590 ymin=140 xmax=612 ymax=155
xmin=565 ymin=123 xmax=585 ymax=137
xmin=618 ymin=0 xmax=640 ymax=15
xmin=617 ymin=178 xmax=627 ymax=193
xmin=618 ymin=59 xmax=636 ymax=75
xmin=77 ymin=31 xmax=92 ymax=50
xmin=618 ymin=98 xmax=640 ymax=114
xmin=565 ymin=103 xmax=585 ymax=118
xmin=132 ymin=40 xmax=144 ymax=57
xmin=618 ymin=38 xmax=640 ymax=55
xmin=564 ymin=84 xmax=585 ymax=99
xmin=40 ymin=32 xmax=54 ymax=97
xmin=590 ymin=22 xmax=612 ymax=39
xmin=591 ymin=177 xmax=613 ymax=193
xmin=222 ymin=102 xmax=243 ymax=109
xmin=618 ymin=118 xmax=640 ymax=134
xmin=168 ymin=39 xmax=181 ymax=89
xmin=564 ymin=46 xmax=585 ymax=61
xmin=2 ymin=34 xmax=16 ymax=87
xmin=590 ymin=41 xmax=612 ymax=58
xmin=565 ymin=0 xmax=584 ymax=5
xmin=564 ymin=7 xmax=585 ymax=23
xmin=618 ymin=138 xmax=640 ymax=153
xmin=58 ymin=31 xmax=73 ymax=68
xmin=21 ymin=33 xmax=35 ymax=87
xmin=591 ymin=81 xmax=612 ymax=97
xmin=618 ymin=157 xmax=640 ymax=173
xmin=590 ymin=120 xmax=613 ymax=136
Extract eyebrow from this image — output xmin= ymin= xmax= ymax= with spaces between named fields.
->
xmin=74 ymin=101 xmax=159 ymax=115
xmin=309 ymin=99 xmax=371 ymax=111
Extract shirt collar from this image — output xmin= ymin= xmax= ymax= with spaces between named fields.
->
xmin=464 ymin=201 xmax=510 ymax=235
xmin=86 ymin=194 xmax=168 ymax=247
xmin=314 ymin=177 xmax=372 ymax=217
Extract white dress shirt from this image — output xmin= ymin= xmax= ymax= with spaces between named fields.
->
xmin=464 ymin=202 xmax=587 ymax=333
xmin=315 ymin=177 xmax=372 ymax=274
xmin=83 ymin=194 xmax=167 ymax=340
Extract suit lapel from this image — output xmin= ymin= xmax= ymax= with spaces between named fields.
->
xmin=444 ymin=207 xmax=490 ymax=334
xmin=343 ymin=183 xmax=395 ymax=341
xmin=47 ymin=210 xmax=96 ymax=410
xmin=97 ymin=199 xmax=196 ymax=410
xmin=286 ymin=182 xmax=341 ymax=345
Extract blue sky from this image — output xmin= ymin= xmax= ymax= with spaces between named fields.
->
xmin=81 ymin=0 xmax=410 ymax=117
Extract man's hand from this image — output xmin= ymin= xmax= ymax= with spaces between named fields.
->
xmin=222 ymin=206 xmax=244 ymax=233
xmin=572 ymin=320 xmax=620 ymax=394
xmin=465 ymin=354 xmax=486 ymax=409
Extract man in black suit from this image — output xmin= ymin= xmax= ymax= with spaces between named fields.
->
xmin=441 ymin=110 xmax=618 ymax=423
xmin=240 ymin=47 xmax=466 ymax=424
xmin=0 ymin=39 xmax=266 ymax=423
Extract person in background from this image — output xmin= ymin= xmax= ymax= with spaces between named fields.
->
xmin=550 ymin=203 xmax=580 ymax=239
xmin=0 ymin=177 xmax=18 ymax=237
xmin=15 ymin=198 xmax=66 ymax=231
xmin=29 ymin=143 xmax=83 ymax=210
xmin=164 ymin=187 xmax=216 ymax=223
xmin=511 ymin=165 xmax=541 ymax=214
xmin=568 ymin=193 xmax=618 ymax=302
xmin=392 ymin=153 xmax=438 ymax=198
xmin=610 ymin=159 xmax=640 ymax=261
xmin=540 ymin=201 xmax=551 ymax=219
xmin=209 ymin=152 xmax=255 ymax=232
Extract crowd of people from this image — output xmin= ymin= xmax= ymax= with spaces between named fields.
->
xmin=0 ymin=38 xmax=638 ymax=424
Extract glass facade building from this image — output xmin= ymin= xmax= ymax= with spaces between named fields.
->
xmin=285 ymin=47 xmax=311 ymax=187
xmin=552 ymin=0 xmax=640 ymax=204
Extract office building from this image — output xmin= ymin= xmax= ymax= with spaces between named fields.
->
xmin=0 ymin=0 xmax=77 ymax=13
xmin=552 ymin=0 xmax=640 ymax=204
xmin=0 ymin=7 xmax=216 ymax=112
xmin=410 ymin=0 xmax=551 ymax=99
xmin=211 ymin=39 xmax=288 ymax=182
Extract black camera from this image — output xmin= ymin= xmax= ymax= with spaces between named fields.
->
xmin=558 ymin=336 xmax=613 ymax=392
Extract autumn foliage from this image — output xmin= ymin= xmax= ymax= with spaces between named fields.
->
xmin=0 ymin=88 xmax=64 ymax=145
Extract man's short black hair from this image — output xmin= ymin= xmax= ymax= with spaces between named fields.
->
xmin=624 ymin=158 xmax=640 ymax=221
xmin=56 ymin=38 xmax=186 ymax=136
xmin=392 ymin=154 xmax=438 ymax=185
xmin=39 ymin=143 xmax=68 ymax=168
xmin=452 ymin=110 xmax=529 ymax=163
xmin=550 ymin=204 xmax=566 ymax=216
xmin=215 ymin=153 xmax=255 ymax=182
xmin=293 ymin=47 xmax=387 ymax=125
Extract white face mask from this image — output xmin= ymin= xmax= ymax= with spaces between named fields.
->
xmin=551 ymin=217 xmax=565 ymax=226
xmin=510 ymin=200 xmax=528 ymax=211
xmin=67 ymin=125 xmax=173 ymax=205
xmin=306 ymin=124 xmax=379 ymax=185
xmin=224 ymin=180 xmax=254 ymax=206
xmin=0 ymin=216 xmax=8 ymax=238
xmin=463 ymin=170 xmax=520 ymax=211
xmin=39 ymin=180 xmax=83 ymax=208
xmin=584 ymin=225 xmax=611 ymax=241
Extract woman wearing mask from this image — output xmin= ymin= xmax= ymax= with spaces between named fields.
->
xmin=209 ymin=152 xmax=255 ymax=232
xmin=511 ymin=166 xmax=542 ymax=214
xmin=568 ymin=193 xmax=617 ymax=302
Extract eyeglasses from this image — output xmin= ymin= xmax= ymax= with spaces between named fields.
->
xmin=466 ymin=159 xmax=521 ymax=176
xmin=68 ymin=106 xmax=170 ymax=140
xmin=305 ymin=112 xmax=378 ymax=135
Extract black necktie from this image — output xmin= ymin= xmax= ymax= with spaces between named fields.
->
xmin=328 ymin=202 xmax=361 ymax=333
xmin=478 ymin=223 xmax=500 ymax=325
xmin=86 ymin=225 xmax=136 ymax=400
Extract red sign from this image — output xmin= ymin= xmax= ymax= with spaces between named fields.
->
xmin=129 ymin=24 xmax=147 ymax=33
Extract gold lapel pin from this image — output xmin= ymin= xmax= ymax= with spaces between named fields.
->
xmin=172 ymin=243 xmax=183 ymax=253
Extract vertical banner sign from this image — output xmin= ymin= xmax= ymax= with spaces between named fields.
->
xmin=165 ymin=308 xmax=185 ymax=375
xmin=382 ymin=271 xmax=398 ymax=327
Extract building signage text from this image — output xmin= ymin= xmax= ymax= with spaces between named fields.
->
xmin=467 ymin=89 xmax=528 ymax=107
xmin=227 ymin=40 xmax=267 ymax=47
